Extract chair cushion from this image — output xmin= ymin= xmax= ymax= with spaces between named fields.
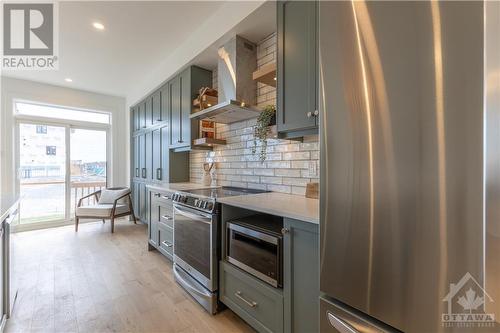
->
xmin=76 ymin=204 xmax=130 ymax=217
xmin=98 ymin=188 xmax=130 ymax=204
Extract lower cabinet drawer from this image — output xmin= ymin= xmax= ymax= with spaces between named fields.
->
xmin=220 ymin=261 xmax=283 ymax=333
xmin=158 ymin=224 xmax=173 ymax=260
xmin=159 ymin=204 xmax=173 ymax=228
xmin=152 ymin=191 xmax=174 ymax=206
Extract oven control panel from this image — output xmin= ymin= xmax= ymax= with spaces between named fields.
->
xmin=172 ymin=192 xmax=216 ymax=213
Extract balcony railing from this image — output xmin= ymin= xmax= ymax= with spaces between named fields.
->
xmin=71 ymin=180 xmax=106 ymax=207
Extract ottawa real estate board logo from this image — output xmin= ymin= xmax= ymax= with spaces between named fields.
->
xmin=442 ymin=272 xmax=496 ymax=329
xmin=2 ymin=2 xmax=58 ymax=70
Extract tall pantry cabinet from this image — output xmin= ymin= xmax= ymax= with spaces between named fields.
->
xmin=130 ymin=66 xmax=212 ymax=223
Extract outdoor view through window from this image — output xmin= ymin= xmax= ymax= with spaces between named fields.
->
xmin=17 ymin=102 xmax=109 ymax=225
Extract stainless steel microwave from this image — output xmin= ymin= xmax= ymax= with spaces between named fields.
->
xmin=226 ymin=216 xmax=283 ymax=288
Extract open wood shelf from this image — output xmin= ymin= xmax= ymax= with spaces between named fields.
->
xmin=192 ymin=137 xmax=227 ymax=147
xmin=253 ymin=62 xmax=276 ymax=87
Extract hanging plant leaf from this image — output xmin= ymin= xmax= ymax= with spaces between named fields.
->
xmin=252 ymin=105 xmax=276 ymax=163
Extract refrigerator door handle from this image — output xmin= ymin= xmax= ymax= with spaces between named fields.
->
xmin=327 ymin=311 xmax=358 ymax=333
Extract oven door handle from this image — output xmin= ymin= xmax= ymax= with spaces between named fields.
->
xmin=174 ymin=205 xmax=212 ymax=224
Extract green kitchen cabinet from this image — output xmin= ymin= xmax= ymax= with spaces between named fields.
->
xmin=277 ymin=1 xmax=319 ymax=138
xmin=169 ymin=66 xmax=212 ymax=151
xmin=130 ymin=65 xmax=210 ymax=224
xmin=138 ymin=133 xmax=146 ymax=179
xmin=145 ymin=131 xmax=153 ymax=181
xmin=283 ymin=218 xmax=319 ymax=333
xmin=152 ymin=125 xmax=170 ymax=182
xmin=131 ymin=181 xmax=141 ymax=221
xmin=152 ymin=89 xmax=162 ymax=125
xmin=132 ymin=135 xmax=140 ymax=179
xmin=145 ymin=96 xmax=153 ymax=127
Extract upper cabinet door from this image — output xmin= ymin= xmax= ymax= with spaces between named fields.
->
xmin=138 ymin=103 xmax=145 ymax=129
xmin=152 ymin=128 xmax=162 ymax=181
xmin=133 ymin=135 xmax=140 ymax=178
xmin=179 ymin=68 xmax=191 ymax=147
xmin=277 ymin=1 xmax=318 ymax=136
xmin=130 ymin=106 xmax=136 ymax=132
xmin=169 ymin=76 xmax=181 ymax=147
xmin=145 ymin=97 xmax=153 ymax=127
xmin=152 ymin=90 xmax=162 ymax=125
xmin=160 ymin=83 xmax=170 ymax=129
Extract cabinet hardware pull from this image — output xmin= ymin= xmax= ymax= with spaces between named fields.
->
xmin=156 ymin=168 xmax=162 ymax=180
xmin=154 ymin=193 xmax=161 ymax=197
xmin=161 ymin=241 xmax=173 ymax=248
xmin=307 ymin=111 xmax=313 ymax=118
xmin=313 ymin=110 xmax=319 ymax=116
xmin=161 ymin=195 xmax=171 ymax=200
xmin=135 ymin=168 xmax=139 ymax=177
xmin=235 ymin=291 xmax=257 ymax=308
xmin=281 ymin=228 xmax=290 ymax=235
xmin=327 ymin=312 xmax=357 ymax=333
xmin=161 ymin=215 xmax=173 ymax=220
xmin=142 ymin=168 xmax=146 ymax=178
xmin=177 ymin=140 xmax=183 ymax=143
xmin=156 ymin=119 xmax=162 ymax=121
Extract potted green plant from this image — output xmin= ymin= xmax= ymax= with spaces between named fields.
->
xmin=252 ymin=105 xmax=276 ymax=162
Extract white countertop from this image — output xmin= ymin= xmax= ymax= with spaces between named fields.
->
xmin=218 ymin=192 xmax=319 ymax=224
xmin=147 ymin=182 xmax=218 ymax=192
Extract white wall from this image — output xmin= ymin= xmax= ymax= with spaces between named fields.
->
xmin=0 ymin=77 xmax=127 ymax=197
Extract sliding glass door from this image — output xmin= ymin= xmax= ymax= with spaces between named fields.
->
xmin=19 ymin=123 xmax=67 ymax=224
xmin=18 ymin=122 xmax=108 ymax=227
xmin=70 ymin=128 xmax=107 ymax=215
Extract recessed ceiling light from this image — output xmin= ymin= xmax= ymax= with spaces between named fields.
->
xmin=65 ymin=78 xmax=73 ymax=82
xmin=93 ymin=22 xmax=105 ymax=30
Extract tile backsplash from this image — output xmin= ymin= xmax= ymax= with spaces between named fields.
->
xmin=190 ymin=33 xmax=319 ymax=196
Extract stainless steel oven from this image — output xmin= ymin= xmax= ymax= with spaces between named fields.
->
xmin=173 ymin=202 xmax=219 ymax=314
xmin=226 ymin=216 xmax=283 ymax=288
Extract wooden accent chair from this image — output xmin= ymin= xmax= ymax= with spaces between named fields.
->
xmin=75 ymin=187 xmax=137 ymax=233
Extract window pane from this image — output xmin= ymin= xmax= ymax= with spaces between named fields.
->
xmin=16 ymin=102 xmax=110 ymax=124
xmin=19 ymin=123 xmax=66 ymax=224
xmin=70 ymin=128 xmax=107 ymax=215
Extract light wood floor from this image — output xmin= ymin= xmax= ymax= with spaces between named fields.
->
xmin=5 ymin=219 xmax=254 ymax=333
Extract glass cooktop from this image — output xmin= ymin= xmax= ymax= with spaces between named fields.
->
xmin=183 ymin=186 xmax=269 ymax=199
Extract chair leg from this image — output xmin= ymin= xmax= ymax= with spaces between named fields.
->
xmin=111 ymin=217 xmax=115 ymax=233
xmin=102 ymin=219 xmax=106 ymax=224
xmin=75 ymin=217 xmax=79 ymax=232
xmin=132 ymin=213 xmax=137 ymax=224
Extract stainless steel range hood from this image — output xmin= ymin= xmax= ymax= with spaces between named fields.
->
xmin=190 ymin=35 xmax=261 ymax=124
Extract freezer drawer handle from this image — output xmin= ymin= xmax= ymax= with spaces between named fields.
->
xmin=327 ymin=312 xmax=358 ymax=333
xmin=235 ymin=291 xmax=257 ymax=308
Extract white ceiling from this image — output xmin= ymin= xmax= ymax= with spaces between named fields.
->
xmin=3 ymin=1 xmax=227 ymax=97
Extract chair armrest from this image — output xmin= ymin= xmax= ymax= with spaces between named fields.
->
xmin=111 ymin=192 xmax=132 ymax=213
xmin=78 ymin=190 xmax=102 ymax=207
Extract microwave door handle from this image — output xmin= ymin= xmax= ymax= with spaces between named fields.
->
xmin=174 ymin=205 xmax=212 ymax=224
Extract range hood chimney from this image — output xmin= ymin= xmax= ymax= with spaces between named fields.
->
xmin=190 ymin=35 xmax=261 ymax=124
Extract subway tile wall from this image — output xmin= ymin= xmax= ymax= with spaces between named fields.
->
xmin=190 ymin=33 xmax=320 ymax=195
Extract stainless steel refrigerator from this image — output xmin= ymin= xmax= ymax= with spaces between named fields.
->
xmin=319 ymin=1 xmax=500 ymax=332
